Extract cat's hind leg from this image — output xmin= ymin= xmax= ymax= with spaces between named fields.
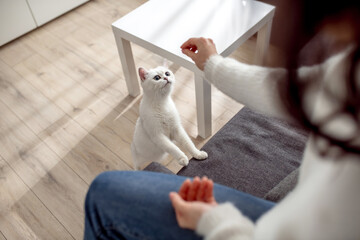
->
xmin=131 ymin=144 xmax=143 ymax=170
xmin=131 ymin=139 xmax=168 ymax=170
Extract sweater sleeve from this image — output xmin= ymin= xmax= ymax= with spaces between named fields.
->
xmin=196 ymin=203 xmax=254 ymax=240
xmin=204 ymin=55 xmax=290 ymax=120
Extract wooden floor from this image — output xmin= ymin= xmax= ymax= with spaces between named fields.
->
xmin=0 ymin=0 xmax=266 ymax=239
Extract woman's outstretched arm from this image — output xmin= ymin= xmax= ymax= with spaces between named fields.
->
xmin=181 ymin=38 xmax=290 ymax=121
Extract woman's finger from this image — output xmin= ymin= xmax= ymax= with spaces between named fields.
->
xmin=181 ymin=48 xmax=197 ymax=60
xmin=178 ymin=179 xmax=191 ymax=199
xmin=187 ymin=177 xmax=200 ymax=201
xmin=204 ymin=179 xmax=216 ymax=203
xmin=180 ymin=38 xmax=199 ymax=49
xmin=196 ymin=176 xmax=208 ymax=201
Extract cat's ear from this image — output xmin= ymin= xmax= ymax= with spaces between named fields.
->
xmin=138 ymin=68 xmax=148 ymax=82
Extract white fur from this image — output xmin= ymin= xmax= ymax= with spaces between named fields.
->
xmin=131 ymin=66 xmax=208 ymax=170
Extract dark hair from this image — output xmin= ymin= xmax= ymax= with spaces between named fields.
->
xmin=281 ymin=0 xmax=360 ymax=155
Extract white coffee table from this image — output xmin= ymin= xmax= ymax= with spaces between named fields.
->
xmin=112 ymin=0 xmax=275 ymax=138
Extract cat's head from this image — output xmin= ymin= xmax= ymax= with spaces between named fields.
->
xmin=138 ymin=66 xmax=175 ymax=97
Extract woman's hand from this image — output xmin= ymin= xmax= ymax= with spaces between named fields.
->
xmin=178 ymin=176 xmax=217 ymax=204
xmin=181 ymin=38 xmax=218 ymax=71
xmin=169 ymin=176 xmax=218 ymax=230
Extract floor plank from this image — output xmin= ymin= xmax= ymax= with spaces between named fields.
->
xmin=13 ymin=53 xmax=99 ymax=119
xmin=0 ymin=156 xmax=73 ymax=240
xmin=0 ymin=59 xmax=65 ymax=136
xmin=0 ymin=100 xmax=88 ymax=239
xmin=30 ymin=162 xmax=88 ymax=240
xmin=0 ymin=231 xmax=6 ymax=240
xmin=0 ymin=39 xmax=34 ymax=67
xmin=8 ymin=192 xmax=74 ymax=240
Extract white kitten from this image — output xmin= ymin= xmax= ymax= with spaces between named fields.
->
xmin=131 ymin=66 xmax=208 ymax=170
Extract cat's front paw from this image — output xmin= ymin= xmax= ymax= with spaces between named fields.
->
xmin=177 ymin=157 xmax=189 ymax=166
xmin=193 ymin=150 xmax=208 ymax=160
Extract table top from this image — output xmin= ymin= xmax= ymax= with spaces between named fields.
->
xmin=112 ymin=0 xmax=274 ymax=70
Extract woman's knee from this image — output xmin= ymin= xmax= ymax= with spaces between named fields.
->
xmin=85 ymin=171 xmax=128 ymax=207
xmin=87 ymin=171 xmax=131 ymax=195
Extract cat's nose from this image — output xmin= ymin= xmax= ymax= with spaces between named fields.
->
xmin=164 ymin=77 xmax=169 ymax=81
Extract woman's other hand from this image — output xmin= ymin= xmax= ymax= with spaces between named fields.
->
xmin=169 ymin=176 xmax=217 ymax=230
xmin=178 ymin=176 xmax=217 ymax=204
xmin=181 ymin=38 xmax=218 ymax=70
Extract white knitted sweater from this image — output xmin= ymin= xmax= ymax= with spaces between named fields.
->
xmin=196 ymin=50 xmax=360 ymax=240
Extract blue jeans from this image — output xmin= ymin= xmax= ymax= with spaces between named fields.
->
xmin=84 ymin=171 xmax=275 ymax=240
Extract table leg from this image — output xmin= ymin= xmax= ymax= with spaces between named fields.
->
xmin=194 ymin=73 xmax=212 ymax=138
xmin=114 ymin=35 xmax=140 ymax=97
xmin=254 ymin=19 xmax=273 ymax=65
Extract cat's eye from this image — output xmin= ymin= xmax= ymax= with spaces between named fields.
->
xmin=165 ymin=71 xmax=170 ymax=76
xmin=153 ymin=75 xmax=161 ymax=80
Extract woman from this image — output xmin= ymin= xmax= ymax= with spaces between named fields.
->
xmin=84 ymin=0 xmax=360 ymax=239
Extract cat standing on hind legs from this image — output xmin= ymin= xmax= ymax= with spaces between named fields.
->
xmin=131 ymin=66 xmax=208 ymax=170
